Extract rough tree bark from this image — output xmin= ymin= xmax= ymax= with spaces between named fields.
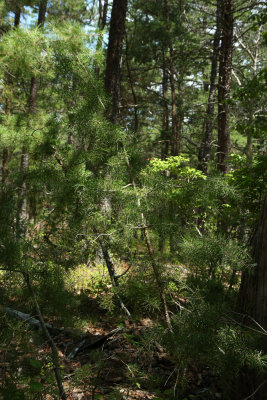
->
xmin=14 ymin=5 xmax=21 ymax=27
xmin=101 ymin=0 xmax=132 ymax=315
xmin=198 ymin=0 xmax=221 ymax=173
xmin=217 ymin=0 xmax=234 ymax=174
xmin=236 ymin=195 xmax=267 ymax=399
xmin=237 ymin=195 xmax=267 ymax=346
xmin=105 ymin=0 xmax=128 ymax=123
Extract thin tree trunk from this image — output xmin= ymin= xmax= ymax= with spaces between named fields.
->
xmin=98 ymin=0 xmax=108 ymax=31
xmin=16 ymin=148 xmax=29 ymax=237
xmin=2 ymin=7 xmax=21 ymax=188
xmin=169 ymin=45 xmax=180 ymax=156
xmin=105 ymin=0 xmax=128 ymax=123
xmin=16 ymin=0 xmax=47 ymax=236
xmin=198 ymin=0 xmax=221 ymax=173
xmin=37 ymin=0 xmax=47 ymax=27
xmin=24 ymin=273 xmax=67 ymax=400
xmin=125 ymin=33 xmax=139 ymax=133
xmin=163 ymin=0 xmax=181 ymax=156
xmin=2 ymin=147 xmax=9 ymax=186
xmin=98 ymin=238 xmax=131 ymax=317
xmin=217 ymin=0 xmax=234 ymax=174
xmin=143 ymin=226 xmax=173 ymax=332
xmin=161 ymin=49 xmax=169 ymax=160
xmin=28 ymin=0 xmax=47 ymax=115
xmin=95 ymin=0 xmax=108 ymax=76
xmin=14 ymin=7 xmax=21 ymax=27
xmin=102 ymin=0 xmax=131 ymax=317
xmin=124 ymin=149 xmax=173 ymax=331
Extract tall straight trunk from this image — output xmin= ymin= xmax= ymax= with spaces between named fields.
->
xmin=102 ymin=0 xmax=129 ymax=309
xmin=217 ymin=0 xmax=234 ymax=174
xmin=169 ymin=46 xmax=180 ymax=156
xmin=98 ymin=0 xmax=108 ymax=32
xmin=164 ymin=0 xmax=181 ymax=156
xmin=95 ymin=0 xmax=108 ymax=76
xmin=105 ymin=0 xmax=127 ymax=123
xmin=198 ymin=0 xmax=221 ymax=173
xmin=161 ymin=49 xmax=169 ymax=160
xmin=37 ymin=0 xmax=47 ymax=27
xmin=14 ymin=7 xmax=21 ymax=27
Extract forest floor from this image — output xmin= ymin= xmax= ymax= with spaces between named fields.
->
xmin=0 ymin=264 xmax=223 ymax=400
xmin=1 ymin=296 xmax=222 ymax=400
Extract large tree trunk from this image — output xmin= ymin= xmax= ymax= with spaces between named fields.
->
xmin=14 ymin=6 xmax=21 ymax=27
xmin=198 ymin=0 xmax=221 ymax=173
xmin=236 ymin=195 xmax=267 ymax=399
xmin=217 ymin=0 xmax=234 ymax=174
xmin=237 ymin=195 xmax=267 ymax=347
xmin=104 ymin=0 xmax=128 ymax=123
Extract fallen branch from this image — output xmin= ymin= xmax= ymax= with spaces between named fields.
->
xmin=68 ymin=327 xmax=123 ymax=359
xmin=97 ymin=236 xmax=131 ymax=318
xmin=1 ymin=306 xmax=62 ymax=336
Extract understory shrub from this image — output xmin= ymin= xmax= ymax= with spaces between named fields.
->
xmin=164 ymin=300 xmax=266 ymax=399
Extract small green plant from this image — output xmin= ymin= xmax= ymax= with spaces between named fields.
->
xmin=118 ymin=268 xmax=161 ymax=317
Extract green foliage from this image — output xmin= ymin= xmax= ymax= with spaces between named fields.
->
xmin=179 ymin=234 xmax=252 ymax=284
xmin=228 ymin=154 xmax=267 ymax=224
xmin=165 ymin=301 xmax=266 ymax=399
xmin=148 ymin=156 xmax=207 ymax=181
xmin=118 ymin=267 xmax=162 ymax=316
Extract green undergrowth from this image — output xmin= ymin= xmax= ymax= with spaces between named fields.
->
xmin=1 ymin=259 xmax=266 ymax=399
